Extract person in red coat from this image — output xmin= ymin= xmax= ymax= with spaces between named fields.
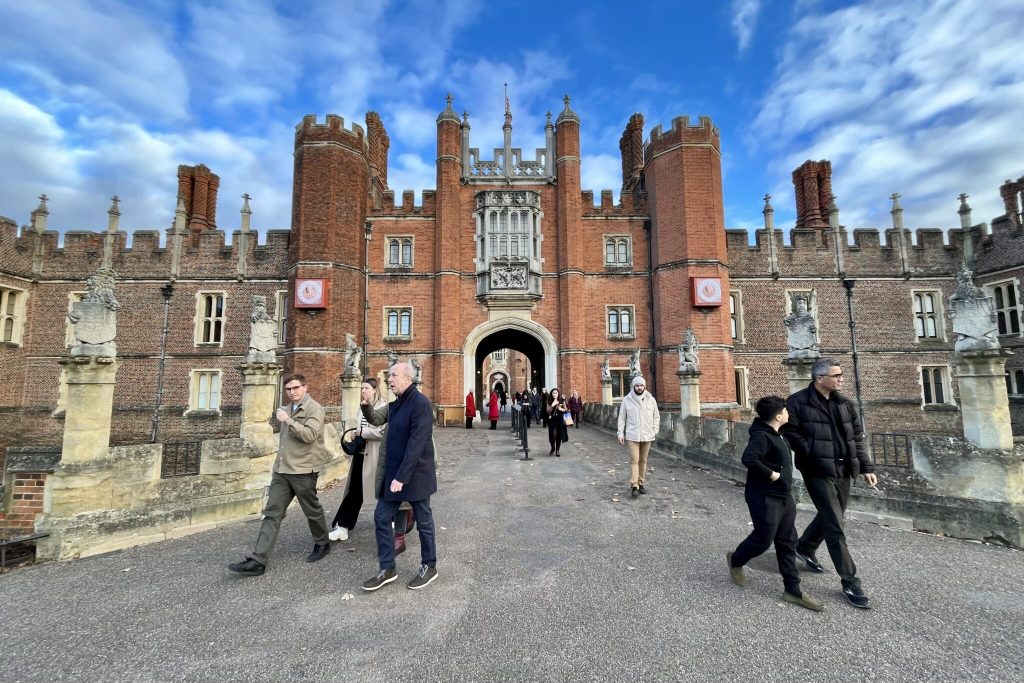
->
xmin=465 ymin=390 xmax=476 ymax=429
xmin=488 ymin=391 xmax=500 ymax=430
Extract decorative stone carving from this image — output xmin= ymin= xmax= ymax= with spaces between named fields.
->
xmin=386 ymin=348 xmax=400 ymax=372
xmin=678 ymin=328 xmax=700 ymax=374
xmin=601 ymin=358 xmax=611 ymax=381
xmin=489 ymin=264 xmax=528 ymax=289
xmin=784 ymin=295 xmax=820 ymax=359
xmin=949 ymin=263 xmax=1000 ymax=353
xmin=410 ymin=358 xmax=422 ymax=384
xmin=627 ymin=348 xmax=641 ymax=380
xmin=476 ymin=190 xmax=540 ymax=209
xmin=343 ymin=333 xmax=362 ymax=376
xmin=246 ymin=295 xmax=278 ymax=363
xmin=68 ymin=266 xmax=121 ymax=357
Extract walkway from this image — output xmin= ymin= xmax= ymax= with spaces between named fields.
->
xmin=1 ymin=417 xmax=1021 ymax=682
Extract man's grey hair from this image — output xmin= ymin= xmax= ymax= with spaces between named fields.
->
xmin=811 ymin=357 xmax=840 ymax=380
xmin=393 ymin=360 xmax=414 ymax=379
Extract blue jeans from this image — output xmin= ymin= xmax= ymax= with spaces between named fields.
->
xmin=374 ymin=497 xmax=436 ymax=571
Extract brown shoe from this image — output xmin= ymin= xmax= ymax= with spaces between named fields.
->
xmin=726 ymin=552 xmax=746 ymax=587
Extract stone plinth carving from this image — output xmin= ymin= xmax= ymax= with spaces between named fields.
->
xmin=246 ymin=295 xmax=278 ymax=363
xmin=678 ymin=329 xmax=700 ymax=374
xmin=68 ymin=267 xmax=121 ymax=358
xmin=343 ymin=332 xmax=362 ymax=376
xmin=784 ymin=295 xmax=819 ymax=360
xmin=949 ymin=264 xmax=1000 ymax=353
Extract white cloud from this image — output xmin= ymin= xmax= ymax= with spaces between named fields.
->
xmin=750 ymin=0 xmax=1024 ymax=231
xmin=730 ymin=0 xmax=761 ymax=53
xmin=581 ymin=154 xmax=621 ymax=202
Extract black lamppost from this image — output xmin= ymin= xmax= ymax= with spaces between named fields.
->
xmin=842 ymin=278 xmax=866 ymax=422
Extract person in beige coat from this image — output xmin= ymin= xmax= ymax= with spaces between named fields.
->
xmin=329 ymin=378 xmax=387 ymax=541
xmin=228 ymin=373 xmax=332 ymax=576
xmin=617 ymin=375 xmax=660 ymax=499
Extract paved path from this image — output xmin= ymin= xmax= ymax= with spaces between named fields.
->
xmin=2 ymin=416 xmax=1022 ymax=682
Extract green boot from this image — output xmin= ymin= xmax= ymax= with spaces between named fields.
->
xmin=782 ymin=591 xmax=824 ymax=612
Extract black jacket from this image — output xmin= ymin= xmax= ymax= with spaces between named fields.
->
xmin=783 ymin=382 xmax=874 ymax=479
xmin=362 ymin=384 xmax=437 ymax=502
xmin=742 ymin=419 xmax=794 ymax=498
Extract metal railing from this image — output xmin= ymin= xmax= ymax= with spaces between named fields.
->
xmin=870 ymin=433 xmax=912 ymax=467
xmin=0 ymin=532 xmax=48 ymax=574
xmin=160 ymin=441 xmax=202 ymax=478
xmin=512 ymin=406 xmax=532 ymax=461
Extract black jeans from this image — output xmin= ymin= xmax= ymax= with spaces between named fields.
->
xmin=799 ymin=475 xmax=860 ymax=589
xmin=331 ymin=453 xmax=363 ymax=531
xmin=731 ymin=490 xmax=800 ymax=595
xmin=465 ymin=417 xmax=473 ymax=429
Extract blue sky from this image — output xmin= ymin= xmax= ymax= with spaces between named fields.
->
xmin=1 ymin=0 xmax=1022 ymax=239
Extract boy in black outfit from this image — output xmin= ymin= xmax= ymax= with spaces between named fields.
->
xmin=727 ymin=396 xmax=823 ymax=611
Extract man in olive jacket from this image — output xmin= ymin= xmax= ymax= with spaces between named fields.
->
xmin=228 ymin=373 xmax=332 ymax=576
xmin=784 ymin=358 xmax=878 ymax=609
xmin=360 ymin=361 xmax=439 ymax=592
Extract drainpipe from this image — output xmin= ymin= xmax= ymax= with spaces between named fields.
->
xmin=842 ymin=278 xmax=866 ymax=423
xmin=363 ymin=220 xmax=373 ymax=375
xmin=150 ymin=282 xmax=174 ymax=443
xmin=643 ymin=218 xmax=657 ymax=398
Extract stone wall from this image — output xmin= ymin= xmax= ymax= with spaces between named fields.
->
xmin=585 ymin=403 xmax=1024 ymax=548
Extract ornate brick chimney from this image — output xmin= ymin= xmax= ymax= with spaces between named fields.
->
xmin=177 ymin=164 xmax=220 ymax=231
xmin=792 ymin=160 xmax=832 ymax=229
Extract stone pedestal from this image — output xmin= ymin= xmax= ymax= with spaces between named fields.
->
xmin=678 ymin=371 xmax=701 ymax=419
xmin=238 ymin=361 xmax=281 ymax=446
xmin=782 ymin=358 xmax=815 ymax=396
xmin=601 ymin=379 xmax=612 ymax=405
xmin=954 ymin=349 xmax=1015 ymax=450
xmin=340 ymin=373 xmax=362 ymax=431
xmin=58 ymin=356 xmax=121 ymax=464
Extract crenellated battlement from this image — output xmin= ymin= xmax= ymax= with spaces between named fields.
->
xmin=581 ymin=190 xmax=643 ymax=217
xmin=294 ymin=114 xmax=368 ymax=152
xmin=726 ymin=226 xmax=968 ymax=277
xmin=645 ymin=115 xmax=720 ymax=158
xmin=373 ymin=189 xmax=438 ymax=216
xmin=0 ymin=224 xmax=291 ymax=280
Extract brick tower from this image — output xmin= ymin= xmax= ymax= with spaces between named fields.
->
xmin=644 ymin=116 xmax=734 ymax=406
xmin=288 ymin=115 xmax=369 ymax=406
xmin=433 ymin=96 xmax=464 ymax=404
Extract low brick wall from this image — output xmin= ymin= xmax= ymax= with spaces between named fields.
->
xmin=585 ymin=403 xmax=1024 ymax=548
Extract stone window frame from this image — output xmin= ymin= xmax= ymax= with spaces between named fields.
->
xmin=194 ymin=291 xmax=227 ymax=347
xmin=384 ymin=306 xmax=413 ymax=341
xmin=918 ymin=364 xmax=955 ymax=408
xmin=386 ymin=236 xmax=414 ymax=269
xmin=987 ymin=279 xmax=1022 ymax=337
xmin=187 ymin=368 xmax=223 ymax=415
xmin=734 ymin=366 xmax=749 ymax=408
xmin=0 ymin=285 xmax=28 ymax=346
xmin=1006 ymin=368 xmax=1024 ymax=397
xmin=474 ymin=191 xmax=544 ymax=271
xmin=64 ymin=290 xmax=86 ymax=347
xmin=609 ymin=368 xmax=631 ymax=402
xmin=492 ymin=349 xmax=506 ymax=363
xmin=606 ymin=305 xmax=636 ymax=340
xmin=911 ymin=289 xmax=945 ymax=342
xmin=603 ymin=235 xmax=632 ymax=269
xmin=275 ymin=289 xmax=288 ymax=346
xmin=729 ymin=290 xmax=745 ymax=343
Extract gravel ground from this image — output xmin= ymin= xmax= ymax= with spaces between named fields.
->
xmin=1 ymin=417 xmax=1021 ymax=682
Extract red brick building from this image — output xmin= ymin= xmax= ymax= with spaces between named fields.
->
xmin=1 ymin=96 xmax=1022 ymax=481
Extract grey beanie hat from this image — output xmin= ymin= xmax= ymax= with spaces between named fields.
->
xmin=632 ymin=375 xmax=647 ymax=387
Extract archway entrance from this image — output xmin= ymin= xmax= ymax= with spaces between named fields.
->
xmin=463 ymin=319 xmax=557 ymax=414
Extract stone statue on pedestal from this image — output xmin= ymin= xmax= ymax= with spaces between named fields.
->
xmin=784 ymin=295 xmax=820 ymax=359
xmin=627 ymin=348 xmax=641 ymax=380
xmin=343 ymin=333 xmax=362 ymax=376
xmin=67 ymin=266 xmax=121 ymax=357
xmin=601 ymin=358 xmax=611 ymax=381
xmin=410 ymin=358 xmax=422 ymax=384
xmin=678 ymin=328 xmax=700 ymax=374
xmin=246 ymin=295 xmax=278 ymax=363
xmin=386 ymin=348 xmax=400 ymax=372
xmin=950 ymin=263 xmax=1000 ymax=353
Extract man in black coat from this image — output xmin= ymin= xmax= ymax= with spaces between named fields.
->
xmin=784 ymin=358 xmax=878 ymax=609
xmin=360 ymin=361 xmax=439 ymax=592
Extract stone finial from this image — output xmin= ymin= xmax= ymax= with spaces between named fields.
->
xmin=890 ymin=192 xmax=903 ymax=215
xmin=556 ymin=94 xmax=579 ymax=124
xmin=462 ymin=110 xmax=470 ymax=127
xmin=67 ymin=266 xmax=121 ymax=357
xmin=784 ymin=294 xmax=819 ymax=360
xmin=504 ymin=82 xmax=512 ymax=127
xmin=763 ymin=194 xmax=773 ymax=215
xmin=958 ymin=193 xmax=973 ymax=229
xmin=545 ymin=111 xmax=553 ymax=128
xmin=437 ymin=93 xmax=459 ymax=123
xmin=949 ymin=261 xmax=1000 ymax=353
xmin=173 ymin=194 xmax=187 ymax=233
xmin=107 ymin=196 xmax=121 ymax=232
xmin=240 ymin=193 xmax=252 ymax=233
xmin=31 ymin=193 xmax=49 ymax=233
xmin=827 ymin=194 xmax=839 ymax=226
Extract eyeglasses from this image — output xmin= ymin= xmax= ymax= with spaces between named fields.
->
xmin=824 ymin=373 xmax=843 ymax=379
xmin=284 ymin=385 xmax=304 ymax=391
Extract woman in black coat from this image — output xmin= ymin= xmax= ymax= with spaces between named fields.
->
xmin=546 ymin=387 xmax=570 ymax=456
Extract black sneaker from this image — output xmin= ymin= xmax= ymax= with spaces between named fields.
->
xmin=795 ymin=549 xmax=825 ymax=574
xmin=631 ymin=486 xmax=640 ymax=499
xmin=843 ymin=585 xmax=871 ymax=609
xmin=362 ymin=567 xmax=398 ymax=591
xmin=306 ymin=543 xmax=331 ymax=563
xmin=407 ymin=564 xmax=438 ymax=590
xmin=227 ymin=558 xmax=265 ymax=576
xmin=638 ymin=484 xmax=647 ymax=494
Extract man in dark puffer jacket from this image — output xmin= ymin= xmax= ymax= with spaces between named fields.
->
xmin=784 ymin=358 xmax=878 ymax=609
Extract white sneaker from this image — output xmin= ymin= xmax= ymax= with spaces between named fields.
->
xmin=328 ymin=525 xmax=348 ymax=542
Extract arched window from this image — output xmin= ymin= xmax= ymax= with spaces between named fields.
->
xmin=401 ymin=239 xmax=412 ymax=265
xmin=607 ymin=306 xmax=635 ymax=338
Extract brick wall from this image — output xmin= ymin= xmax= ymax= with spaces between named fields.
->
xmin=0 ymin=472 xmax=46 ymax=532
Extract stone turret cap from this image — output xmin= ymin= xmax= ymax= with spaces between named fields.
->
xmin=556 ymin=95 xmax=579 ymax=124
xmin=437 ymin=93 xmax=460 ymax=124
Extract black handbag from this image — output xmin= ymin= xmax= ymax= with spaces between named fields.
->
xmin=340 ymin=427 xmax=366 ymax=456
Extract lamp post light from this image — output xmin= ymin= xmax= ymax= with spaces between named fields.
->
xmin=842 ymin=278 xmax=866 ymax=423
